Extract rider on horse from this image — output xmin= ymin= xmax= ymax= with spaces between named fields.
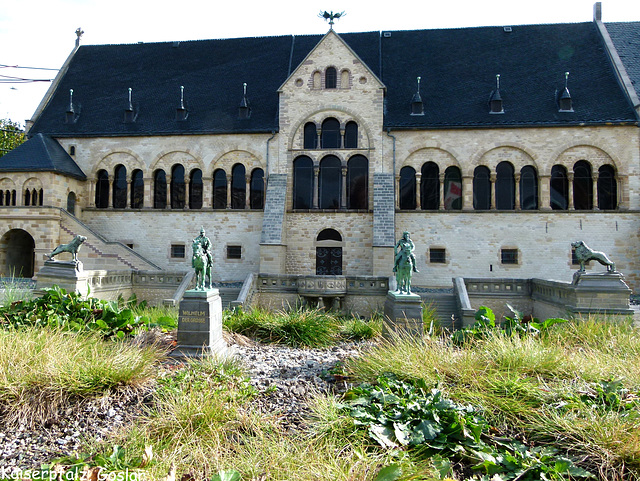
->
xmin=193 ymin=226 xmax=213 ymax=268
xmin=393 ymin=231 xmax=419 ymax=273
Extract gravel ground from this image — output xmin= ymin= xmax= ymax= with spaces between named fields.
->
xmin=0 ymin=335 xmax=369 ymax=473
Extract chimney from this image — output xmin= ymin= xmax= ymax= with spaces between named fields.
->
xmin=594 ymin=2 xmax=602 ymax=21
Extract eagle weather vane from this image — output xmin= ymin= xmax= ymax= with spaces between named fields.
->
xmin=319 ymin=10 xmax=346 ymax=28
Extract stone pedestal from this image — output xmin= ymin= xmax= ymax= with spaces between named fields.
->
xmin=173 ymin=289 xmax=227 ymax=357
xmin=570 ymin=271 xmax=633 ymax=316
xmin=383 ymin=290 xmax=423 ymax=338
xmin=35 ymin=260 xmax=88 ymax=296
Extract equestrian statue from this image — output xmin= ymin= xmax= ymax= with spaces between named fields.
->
xmin=192 ymin=227 xmax=213 ymax=290
xmin=393 ymin=231 xmax=419 ymax=294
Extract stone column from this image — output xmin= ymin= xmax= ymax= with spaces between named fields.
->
xmin=568 ymin=173 xmax=575 ymax=210
xmin=88 ymin=180 xmax=96 ymax=208
xmin=166 ymin=176 xmax=172 ymax=209
xmin=108 ymin=179 xmax=114 ymax=208
xmin=203 ymin=176 xmax=212 ymax=208
xmin=539 ymin=174 xmax=551 ymax=211
xmin=395 ymin=175 xmax=400 ymax=209
xmin=340 ymin=129 xmax=345 ymax=149
xmin=439 ymin=173 xmax=446 ymax=210
xmin=514 ymin=173 xmax=521 ymax=210
xmin=462 ymin=175 xmax=473 ymax=211
xmin=313 ymin=164 xmax=320 ymax=209
xmin=341 ymin=165 xmax=347 ymax=209
xmin=126 ymin=179 xmax=131 ymax=209
xmin=226 ymin=174 xmax=232 ymax=209
xmin=592 ymin=173 xmax=599 ymax=210
xmin=184 ymin=179 xmax=190 ymax=209
xmin=317 ymin=130 xmax=322 ymax=149
xmin=490 ymin=173 xmax=496 ymax=209
xmin=245 ymin=175 xmax=251 ymax=209
xmin=415 ymin=173 xmax=422 ymax=210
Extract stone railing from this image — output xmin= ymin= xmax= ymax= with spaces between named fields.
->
xmin=452 ymin=277 xmax=476 ymax=327
xmin=231 ymin=272 xmax=258 ymax=310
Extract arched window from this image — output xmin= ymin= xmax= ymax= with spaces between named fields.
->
xmin=213 ymin=169 xmax=227 ymax=209
xmin=170 ymin=164 xmax=185 ymax=209
xmin=231 ymin=164 xmax=246 ymax=209
xmin=573 ymin=160 xmax=592 ymax=210
xmin=495 ymin=161 xmax=515 ymax=210
xmin=598 ymin=165 xmax=617 ymax=210
xmin=38 ymin=188 xmax=43 ymax=206
xmin=420 ymin=162 xmax=439 ymax=210
xmin=304 ymin=123 xmax=317 ymax=149
xmin=31 ymin=189 xmax=38 ymax=206
xmin=66 ymin=192 xmax=76 ymax=215
xmin=250 ymin=168 xmax=264 ymax=209
xmin=319 ymin=155 xmax=341 ymax=209
xmin=153 ymin=169 xmax=167 ymax=209
xmin=96 ymin=169 xmax=109 ymax=208
xmin=131 ymin=169 xmax=144 ymax=209
xmin=24 ymin=189 xmax=30 ymax=206
xmin=113 ymin=164 xmax=127 ymax=208
xmin=293 ymin=156 xmax=313 ymax=209
xmin=325 ymin=67 xmax=337 ymax=89
xmin=344 ymin=121 xmax=358 ymax=149
xmin=189 ymin=169 xmax=203 ymax=209
xmin=399 ymin=166 xmax=416 ymax=210
xmin=321 ymin=118 xmax=340 ymax=149
xmin=520 ymin=166 xmax=538 ymax=210
xmin=444 ymin=166 xmax=463 ymax=210
xmin=550 ymin=165 xmax=568 ymax=210
xmin=473 ymin=166 xmax=491 ymax=210
xmin=316 ymin=228 xmax=342 ymax=275
xmin=347 ymin=155 xmax=368 ymax=209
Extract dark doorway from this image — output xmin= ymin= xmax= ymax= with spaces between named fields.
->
xmin=316 ymin=228 xmax=342 ymax=275
xmin=1 ymin=229 xmax=35 ymax=277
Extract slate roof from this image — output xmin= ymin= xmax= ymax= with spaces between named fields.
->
xmin=28 ymin=22 xmax=637 ymax=137
xmin=0 ymin=134 xmax=86 ymax=179
xmin=606 ymin=22 xmax=640 ymax=100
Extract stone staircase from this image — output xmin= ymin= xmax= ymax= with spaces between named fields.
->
xmin=59 ymin=209 xmax=161 ymax=271
xmin=419 ymin=291 xmax=460 ymax=330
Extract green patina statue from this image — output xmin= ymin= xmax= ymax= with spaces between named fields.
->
xmin=192 ymin=227 xmax=213 ymax=290
xmin=394 ymin=231 xmax=418 ymax=294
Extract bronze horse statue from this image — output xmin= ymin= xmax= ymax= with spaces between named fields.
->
xmin=192 ymin=241 xmax=212 ymax=290
xmin=395 ymin=243 xmax=414 ymax=294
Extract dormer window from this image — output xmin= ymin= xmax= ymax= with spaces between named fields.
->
xmin=410 ymin=77 xmax=424 ymax=116
xmin=489 ymin=74 xmax=504 ymax=114
xmin=325 ymin=67 xmax=337 ymax=89
xmin=558 ymin=72 xmax=574 ymax=112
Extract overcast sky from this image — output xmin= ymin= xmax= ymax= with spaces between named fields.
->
xmin=2 ymin=0 xmax=639 ymax=127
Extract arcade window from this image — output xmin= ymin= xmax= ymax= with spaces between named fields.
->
xmin=170 ymin=244 xmax=185 ymax=258
xmin=501 ymin=248 xmax=518 ymax=265
xmin=227 ymin=245 xmax=242 ymax=259
xmin=429 ymin=248 xmax=446 ymax=264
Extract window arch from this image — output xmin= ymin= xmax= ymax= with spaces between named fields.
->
xmin=340 ymin=69 xmax=350 ymax=88
xmin=113 ymin=164 xmax=127 ymax=208
xmin=573 ymin=160 xmax=592 ymax=210
xmin=495 ymin=161 xmax=515 ymax=210
xmin=347 ymin=155 xmax=368 ymax=209
xmin=444 ymin=166 xmax=462 ymax=210
xmin=321 ymin=118 xmax=340 ymax=149
xmin=325 ymin=67 xmax=337 ymax=89
xmin=95 ymin=169 xmax=109 ymax=208
xmin=520 ymin=166 xmax=538 ymax=210
xmin=399 ymin=166 xmax=416 ymax=210
xmin=293 ymin=156 xmax=313 ymax=209
xmin=24 ymin=189 xmax=30 ymax=206
xmin=344 ymin=121 xmax=358 ymax=149
xmin=189 ymin=169 xmax=203 ymax=209
xmin=597 ymin=164 xmax=617 ymax=210
xmin=131 ymin=169 xmax=144 ymax=209
xmin=231 ymin=163 xmax=246 ymax=209
xmin=67 ymin=192 xmax=76 ymax=215
xmin=319 ymin=155 xmax=341 ymax=209
xmin=318 ymin=228 xmax=342 ymax=241
xmin=473 ymin=166 xmax=491 ymax=210
xmin=420 ymin=162 xmax=439 ymax=210
xmin=212 ymin=169 xmax=227 ymax=209
xmin=250 ymin=168 xmax=265 ymax=209
xmin=550 ymin=165 xmax=568 ymax=210
xmin=153 ymin=169 xmax=167 ymax=209
xmin=304 ymin=122 xmax=317 ymax=149
xmin=170 ymin=164 xmax=185 ymax=209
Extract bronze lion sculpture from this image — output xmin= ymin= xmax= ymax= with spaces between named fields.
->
xmin=571 ymin=240 xmax=616 ymax=273
xmin=48 ymin=235 xmax=87 ymax=262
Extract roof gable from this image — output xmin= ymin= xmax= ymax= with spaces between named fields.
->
xmin=0 ymin=134 xmax=86 ymax=180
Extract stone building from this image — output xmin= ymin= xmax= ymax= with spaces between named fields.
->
xmin=2 ymin=8 xmax=640 ymax=294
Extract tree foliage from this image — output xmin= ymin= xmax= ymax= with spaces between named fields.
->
xmin=0 ymin=119 xmax=25 ymax=157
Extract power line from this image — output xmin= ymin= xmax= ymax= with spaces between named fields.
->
xmin=0 ymin=64 xmax=59 ymax=71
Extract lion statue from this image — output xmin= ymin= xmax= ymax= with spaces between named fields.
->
xmin=48 ymin=235 xmax=87 ymax=262
xmin=571 ymin=240 xmax=616 ymax=273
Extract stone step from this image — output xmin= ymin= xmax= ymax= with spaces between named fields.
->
xmin=419 ymin=292 xmax=460 ymax=330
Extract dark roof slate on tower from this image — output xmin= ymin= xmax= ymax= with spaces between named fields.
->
xmin=28 ymin=22 xmax=637 ymax=137
xmin=0 ymin=134 xmax=86 ymax=179
xmin=606 ymin=22 xmax=640 ymax=99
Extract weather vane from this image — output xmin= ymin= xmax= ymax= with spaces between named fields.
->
xmin=319 ymin=10 xmax=346 ymax=28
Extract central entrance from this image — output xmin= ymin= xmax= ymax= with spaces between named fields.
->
xmin=315 ymin=228 xmax=342 ymax=275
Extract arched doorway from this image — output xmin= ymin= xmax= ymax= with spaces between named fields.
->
xmin=0 ymin=229 xmax=35 ymax=278
xmin=316 ymin=228 xmax=343 ymax=275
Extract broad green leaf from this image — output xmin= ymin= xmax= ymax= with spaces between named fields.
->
xmin=373 ymin=464 xmax=402 ymax=481
xmin=369 ymin=425 xmax=398 ymax=448
xmin=211 ymin=470 xmax=241 ymax=481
